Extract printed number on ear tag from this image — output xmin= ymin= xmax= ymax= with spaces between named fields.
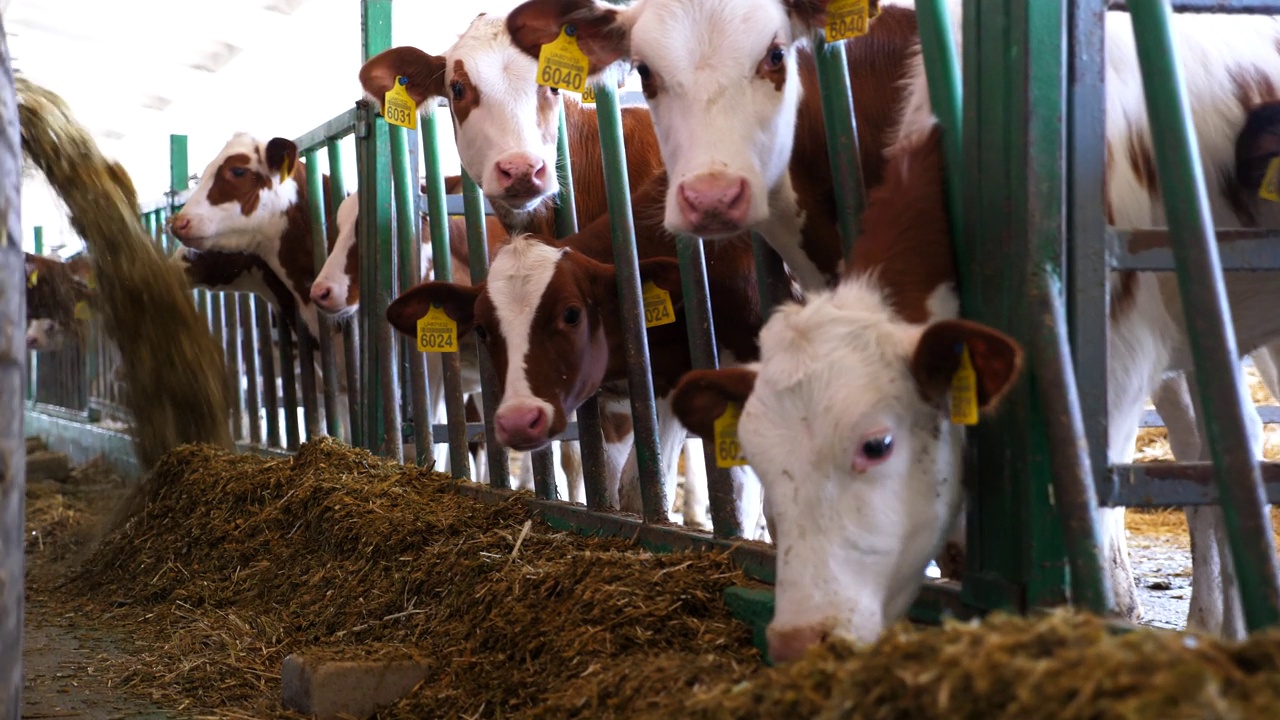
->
xmin=641 ymin=281 xmax=675 ymax=329
xmin=713 ymin=402 xmax=749 ymax=468
xmin=581 ymin=85 xmax=596 ymax=104
xmin=537 ymin=24 xmax=589 ymax=94
xmin=384 ymin=75 xmax=418 ymax=131
xmin=949 ymin=344 xmax=979 ymax=426
xmin=825 ymin=0 xmax=872 ymax=42
xmin=1259 ymin=156 xmax=1280 ymax=203
xmin=417 ymin=305 xmax=458 ymax=353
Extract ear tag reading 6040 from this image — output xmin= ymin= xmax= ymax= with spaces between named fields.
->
xmin=949 ymin=343 xmax=979 ymax=426
xmin=417 ymin=305 xmax=458 ymax=353
xmin=641 ymin=281 xmax=676 ymax=328
xmin=825 ymin=0 xmax=872 ymax=42
xmin=713 ymin=402 xmax=749 ymax=468
xmin=538 ymin=24 xmax=589 ymax=94
xmin=1259 ymin=156 xmax=1280 ymax=203
xmin=384 ymin=75 xmax=418 ymax=131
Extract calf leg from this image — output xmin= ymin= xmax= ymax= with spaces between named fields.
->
xmin=680 ymin=438 xmax=711 ymax=530
xmin=618 ymin=396 xmax=686 ymax=517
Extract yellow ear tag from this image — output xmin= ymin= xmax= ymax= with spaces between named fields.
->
xmin=86 ymin=271 xmax=97 ymax=290
xmin=1259 ymin=156 xmax=1280 ymax=203
xmin=869 ymin=0 xmax=882 ymax=20
xmin=537 ymin=24 xmax=589 ymax=94
xmin=74 ymin=301 xmax=90 ymax=322
xmin=825 ymin=0 xmax=872 ymax=42
xmin=417 ymin=304 xmax=458 ymax=353
xmin=384 ymin=75 xmax=419 ymax=131
xmin=26 ymin=268 xmax=37 ymax=288
xmin=278 ymin=154 xmax=293 ymax=185
xmin=713 ymin=402 xmax=749 ymax=468
xmin=581 ymin=85 xmax=596 ymax=104
xmin=949 ymin=344 xmax=979 ymax=426
xmin=641 ymin=281 xmax=676 ymax=329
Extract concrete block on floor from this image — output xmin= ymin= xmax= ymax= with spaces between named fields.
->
xmin=26 ymin=450 xmax=71 ymax=482
xmin=281 ymin=652 xmax=430 ymax=719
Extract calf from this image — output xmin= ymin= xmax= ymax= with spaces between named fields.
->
xmin=25 ymin=252 xmax=94 ymax=352
xmin=386 ymin=174 xmax=771 ymax=536
xmin=674 ymin=5 xmax=1280 ymax=655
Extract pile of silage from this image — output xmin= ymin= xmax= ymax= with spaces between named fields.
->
xmin=677 ymin=609 xmax=1280 ymax=720
xmin=15 ymin=77 xmax=231 ymax=473
xmin=67 ymin=439 xmax=762 ymax=718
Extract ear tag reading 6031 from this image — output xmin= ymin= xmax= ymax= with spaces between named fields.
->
xmin=538 ymin=24 xmax=589 ymax=94
xmin=641 ymin=281 xmax=676 ymax=328
xmin=384 ymin=75 xmax=418 ymax=131
xmin=825 ymin=0 xmax=872 ymax=42
xmin=713 ymin=402 xmax=749 ymax=468
xmin=1259 ymin=156 xmax=1280 ymax=203
xmin=417 ymin=304 xmax=458 ymax=353
xmin=950 ymin=343 xmax=979 ymax=426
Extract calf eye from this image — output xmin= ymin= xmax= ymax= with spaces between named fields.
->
xmin=450 ymin=81 xmax=465 ymax=101
xmin=635 ymin=63 xmax=651 ymax=81
xmin=862 ymin=435 xmax=892 ymax=460
xmin=473 ymin=324 xmax=488 ymax=341
xmin=765 ymin=46 xmax=785 ymax=70
xmin=562 ymin=306 xmax=581 ymax=326
xmin=230 ymin=167 xmax=248 ymax=178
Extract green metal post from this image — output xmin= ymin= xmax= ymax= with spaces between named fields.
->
xmin=358 ymin=0 xmax=398 ymax=456
xmin=303 ymin=148 xmax=342 ymax=438
xmin=32 ymin=226 xmax=41 ymax=256
xmin=462 ymin=170 xmax=511 ymax=491
xmin=170 ymin=134 xmax=189 ymax=198
xmin=419 ymin=108 xmax=470 ymax=477
xmin=327 ymin=139 xmax=362 ymax=449
xmin=1127 ymin=0 xmax=1280 ymax=630
xmin=915 ymin=0 xmax=965 ymax=246
xmin=813 ymin=35 xmax=866 ymax=258
xmin=594 ymin=81 xmax=668 ymax=524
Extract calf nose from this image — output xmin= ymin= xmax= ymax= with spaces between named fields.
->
xmin=494 ymin=154 xmax=548 ymax=200
xmin=310 ymin=282 xmax=335 ymax=308
xmin=26 ymin=334 xmax=39 ymax=349
xmin=170 ymin=215 xmax=192 ymax=238
xmin=494 ymin=403 xmax=550 ymax=449
xmin=766 ymin=621 xmax=833 ymax=664
xmin=676 ymin=173 xmax=750 ymax=235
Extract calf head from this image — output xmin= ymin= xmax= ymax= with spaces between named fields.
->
xmin=170 ymin=133 xmax=300 ymax=253
xmin=360 ymin=14 xmax=561 ymax=225
xmin=310 ymin=192 xmax=362 ymax=317
xmin=387 ymin=234 xmax=681 ymax=451
xmin=672 ymin=281 xmax=1021 ymax=662
xmin=507 ymin=0 xmax=874 ymax=237
xmin=24 ymin=253 xmax=95 ymax=351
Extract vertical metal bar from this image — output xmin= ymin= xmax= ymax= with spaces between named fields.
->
xmin=1127 ymin=0 xmax=1280 ymax=629
xmin=419 ymin=108 xmax=471 ymax=476
xmin=169 ymin=134 xmax=189 ymax=200
xmin=553 ymin=103 xmax=608 ymax=508
xmin=916 ymin=0 xmax=965 ymax=242
xmin=296 ymin=318 xmax=321 ymax=440
xmin=255 ymin=296 xmax=281 ymax=448
xmin=239 ymin=294 xmax=262 ymax=445
xmin=678 ymin=235 xmax=743 ymax=537
xmin=463 ymin=171 xmax=511 ymax=490
xmin=752 ymin=232 xmax=791 ymax=320
xmin=277 ymin=312 xmax=301 ymax=451
xmin=342 ymin=322 xmax=362 ymax=447
xmin=304 ymin=148 xmax=342 ymax=438
xmin=32 ymin=225 xmax=41 ymax=255
xmin=594 ymin=82 xmax=668 ymax=524
xmin=28 ymin=226 xmax=40 ymax=401
xmin=404 ymin=126 xmax=433 ymax=470
xmin=224 ymin=295 xmax=244 ymax=441
xmin=813 ymin=35 xmax=866 ymax=258
xmin=326 ymin=140 xmax=348 ymax=217
xmin=391 ymin=122 xmax=430 ymax=468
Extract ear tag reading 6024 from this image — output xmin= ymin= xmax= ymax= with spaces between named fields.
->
xmin=384 ymin=75 xmax=418 ymax=131
xmin=538 ymin=24 xmax=589 ymax=94
xmin=641 ymin=281 xmax=676 ymax=328
xmin=950 ymin=343 xmax=979 ymax=426
xmin=1259 ymin=156 xmax=1280 ymax=203
xmin=714 ymin=402 xmax=749 ymax=468
xmin=417 ymin=304 xmax=458 ymax=353
xmin=825 ymin=0 xmax=873 ymax=42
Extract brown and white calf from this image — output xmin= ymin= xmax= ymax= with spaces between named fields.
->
xmin=672 ymin=3 xmax=1280 ymax=656
xmin=25 ymin=252 xmax=94 ymax=352
xmin=386 ymin=172 xmax=791 ymax=537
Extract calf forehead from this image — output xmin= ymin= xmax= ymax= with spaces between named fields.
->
xmin=451 ymin=15 xmax=539 ymax=98
xmin=632 ymin=0 xmax=792 ymax=73
xmin=484 ymin=238 xmax=569 ymax=333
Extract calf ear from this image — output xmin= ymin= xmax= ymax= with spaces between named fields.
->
xmin=359 ymin=47 xmax=446 ymax=109
xmin=910 ymin=319 xmax=1023 ymax=413
xmin=1235 ymin=101 xmax=1280 ymax=195
xmin=507 ymin=0 xmax=631 ymax=76
xmin=671 ymin=368 xmax=758 ymax=441
xmin=637 ymin=257 xmax=686 ymax=317
xmin=265 ymin=138 xmax=299 ymax=185
xmin=386 ymin=281 xmax=482 ymax=339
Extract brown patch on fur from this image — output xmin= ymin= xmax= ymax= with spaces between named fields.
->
xmin=359 ymin=46 xmax=446 ymax=107
xmin=756 ymin=44 xmax=788 ymax=92
xmin=450 ymin=59 xmax=482 ymax=125
xmin=1127 ymin=129 xmax=1159 ymax=200
xmin=670 ymin=367 xmax=758 ymax=442
xmin=506 ymin=0 xmax=629 ymax=74
xmin=1230 ymin=65 xmax=1280 ymax=112
xmin=848 ymin=126 xmax=955 ymax=324
xmin=910 ymin=318 xmax=1024 ymax=413
xmin=205 ymin=153 xmax=271 ymax=216
xmin=1104 ymin=145 xmax=1116 ymax=225
xmin=1222 ymin=166 xmax=1259 ymax=229
xmin=1110 ymin=271 xmax=1138 ymax=322
xmin=180 ymin=249 xmax=300 ymax=332
xmin=788 ymin=5 xmax=919 ymax=285
xmin=601 ymin=410 xmax=633 ymax=443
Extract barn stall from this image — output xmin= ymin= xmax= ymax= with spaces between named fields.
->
xmin=8 ymin=0 xmax=1280 ymax=718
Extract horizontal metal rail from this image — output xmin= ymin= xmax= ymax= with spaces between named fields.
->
xmin=1106 ymin=462 xmax=1280 ymax=506
xmin=1111 ymin=228 xmax=1280 ymax=271
xmin=1109 ymin=0 xmax=1280 ymax=11
xmin=294 ymin=107 xmax=359 ymax=154
xmin=1142 ymin=406 xmax=1280 ymax=427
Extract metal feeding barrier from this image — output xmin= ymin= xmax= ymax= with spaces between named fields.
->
xmin=20 ymin=0 xmax=1280 ymax=642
